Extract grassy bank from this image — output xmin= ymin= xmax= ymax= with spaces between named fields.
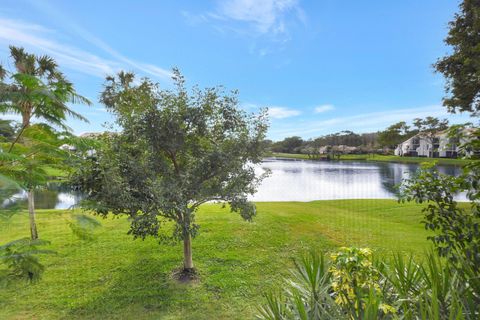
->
xmin=270 ymin=152 xmax=476 ymax=166
xmin=0 ymin=200 xmax=433 ymax=319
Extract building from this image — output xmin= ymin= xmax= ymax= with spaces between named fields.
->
xmin=318 ymin=145 xmax=358 ymax=155
xmin=394 ymin=129 xmax=476 ymax=158
xmin=394 ymin=135 xmax=421 ymax=157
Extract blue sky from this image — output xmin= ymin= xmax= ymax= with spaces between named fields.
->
xmin=0 ymin=0 xmax=472 ymax=140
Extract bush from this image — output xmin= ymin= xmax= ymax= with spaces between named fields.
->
xmin=257 ymin=247 xmax=479 ymax=320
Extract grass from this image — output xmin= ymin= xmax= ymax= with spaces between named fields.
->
xmin=0 ymin=200 xmax=434 ymax=319
xmin=44 ymin=166 xmax=69 ymax=181
xmin=270 ymin=152 xmax=476 ymax=166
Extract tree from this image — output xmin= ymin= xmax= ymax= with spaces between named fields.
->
xmin=412 ymin=117 xmax=449 ymax=157
xmin=0 ymin=124 xmax=73 ymax=239
xmin=435 ymin=0 xmax=480 ymax=115
xmin=73 ymin=70 xmax=268 ymax=274
xmin=271 ymin=136 xmax=304 ymax=153
xmin=0 ymin=123 xmax=100 ymax=283
xmin=377 ymin=121 xmax=413 ymax=150
xmin=0 ymin=46 xmax=90 ymax=149
xmin=0 ymin=46 xmax=91 ymax=240
xmin=401 ymin=0 xmax=480 ymax=308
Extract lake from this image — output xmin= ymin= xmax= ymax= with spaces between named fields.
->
xmin=250 ymin=158 xmax=463 ymax=201
xmin=5 ymin=158 xmax=464 ymax=209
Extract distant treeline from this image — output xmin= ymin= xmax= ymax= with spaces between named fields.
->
xmin=266 ymin=117 xmax=450 ymax=156
xmin=266 ymin=131 xmax=379 ymax=155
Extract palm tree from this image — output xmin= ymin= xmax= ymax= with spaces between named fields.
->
xmin=0 ymin=46 xmax=91 ymax=240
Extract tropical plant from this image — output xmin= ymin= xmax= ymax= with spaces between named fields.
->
xmin=0 ymin=238 xmax=54 ymax=285
xmin=258 ymin=248 xmax=477 ymax=320
xmin=0 ymin=124 xmax=70 ymax=239
xmin=0 ymin=46 xmax=90 ymax=131
xmin=73 ymin=69 xmax=269 ymax=275
xmin=257 ymin=251 xmax=341 ymax=320
xmin=329 ymin=247 xmax=396 ymax=319
xmin=0 ymin=119 xmax=17 ymax=141
xmin=0 ymin=46 xmax=91 ymax=240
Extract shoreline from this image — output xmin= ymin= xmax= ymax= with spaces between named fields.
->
xmin=268 ymin=152 xmax=476 ymax=166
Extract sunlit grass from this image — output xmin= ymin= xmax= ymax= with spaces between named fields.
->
xmin=0 ymin=200 xmax=433 ymax=319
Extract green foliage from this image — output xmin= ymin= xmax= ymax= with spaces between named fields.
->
xmin=0 ymin=174 xmax=22 ymax=220
xmin=0 ymin=124 xmax=70 ymax=189
xmin=0 ymin=46 xmax=90 ymax=130
xmin=377 ymin=121 xmax=415 ymax=149
xmin=0 ymin=238 xmax=54 ymax=285
xmin=271 ymin=131 xmax=379 ymax=156
xmin=400 ymin=163 xmax=480 ymax=305
xmin=0 ymin=45 xmax=91 ymax=242
xmin=271 ymin=136 xmax=304 ymax=153
xmin=257 ymin=251 xmax=341 ymax=320
xmin=0 ymin=119 xmax=17 ymax=141
xmin=329 ymin=247 xmax=395 ymax=319
xmin=386 ymin=253 xmax=423 ymax=316
xmin=258 ymin=248 xmax=479 ymax=320
xmin=400 ymin=2 xmax=480 ymax=313
xmin=412 ymin=117 xmax=449 ymax=135
xmin=435 ymin=0 xmax=480 ymax=115
xmin=73 ymin=69 xmax=268 ymax=269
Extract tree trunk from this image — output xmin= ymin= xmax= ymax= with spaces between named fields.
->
xmin=183 ymin=234 xmax=194 ymax=270
xmin=28 ymin=189 xmax=38 ymax=240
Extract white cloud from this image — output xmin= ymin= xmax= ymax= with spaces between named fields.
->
xmin=314 ymin=104 xmax=335 ymax=113
xmin=0 ymin=17 xmax=172 ymax=80
xmin=183 ymin=0 xmax=305 ymax=44
xmin=24 ymin=0 xmax=174 ymax=80
xmin=268 ymin=106 xmax=301 ymax=119
xmin=218 ymin=0 xmax=300 ymax=34
xmin=0 ymin=18 xmax=117 ymax=77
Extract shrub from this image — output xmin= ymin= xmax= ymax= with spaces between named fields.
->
xmin=258 ymin=247 xmax=479 ymax=320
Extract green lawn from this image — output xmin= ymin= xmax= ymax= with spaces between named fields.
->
xmin=44 ymin=167 xmax=69 ymax=181
xmin=0 ymin=200 xmax=433 ymax=319
xmin=271 ymin=152 xmax=476 ymax=166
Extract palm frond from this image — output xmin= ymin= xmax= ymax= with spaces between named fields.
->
xmin=0 ymin=237 xmax=54 ymax=283
xmin=36 ymin=55 xmax=58 ymax=77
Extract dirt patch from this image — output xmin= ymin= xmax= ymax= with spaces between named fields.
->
xmin=171 ymin=267 xmax=200 ymax=284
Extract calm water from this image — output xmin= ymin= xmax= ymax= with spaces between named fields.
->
xmin=250 ymin=158 xmax=463 ymax=202
xmin=4 ymin=158 xmax=464 ymax=209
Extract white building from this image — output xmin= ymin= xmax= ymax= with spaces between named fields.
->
xmin=394 ymin=135 xmax=421 ymax=157
xmin=394 ymin=129 xmax=476 ymax=158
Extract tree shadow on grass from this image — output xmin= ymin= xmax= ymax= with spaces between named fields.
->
xmin=67 ymin=255 xmax=214 ymax=320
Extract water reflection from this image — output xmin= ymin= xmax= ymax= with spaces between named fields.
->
xmin=3 ymin=183 xmax=82 ymax=210
xmin=1 ymin=159 xmax=465 ymax=208
xmin=250 ymin=158 xmax=463 ymax=202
